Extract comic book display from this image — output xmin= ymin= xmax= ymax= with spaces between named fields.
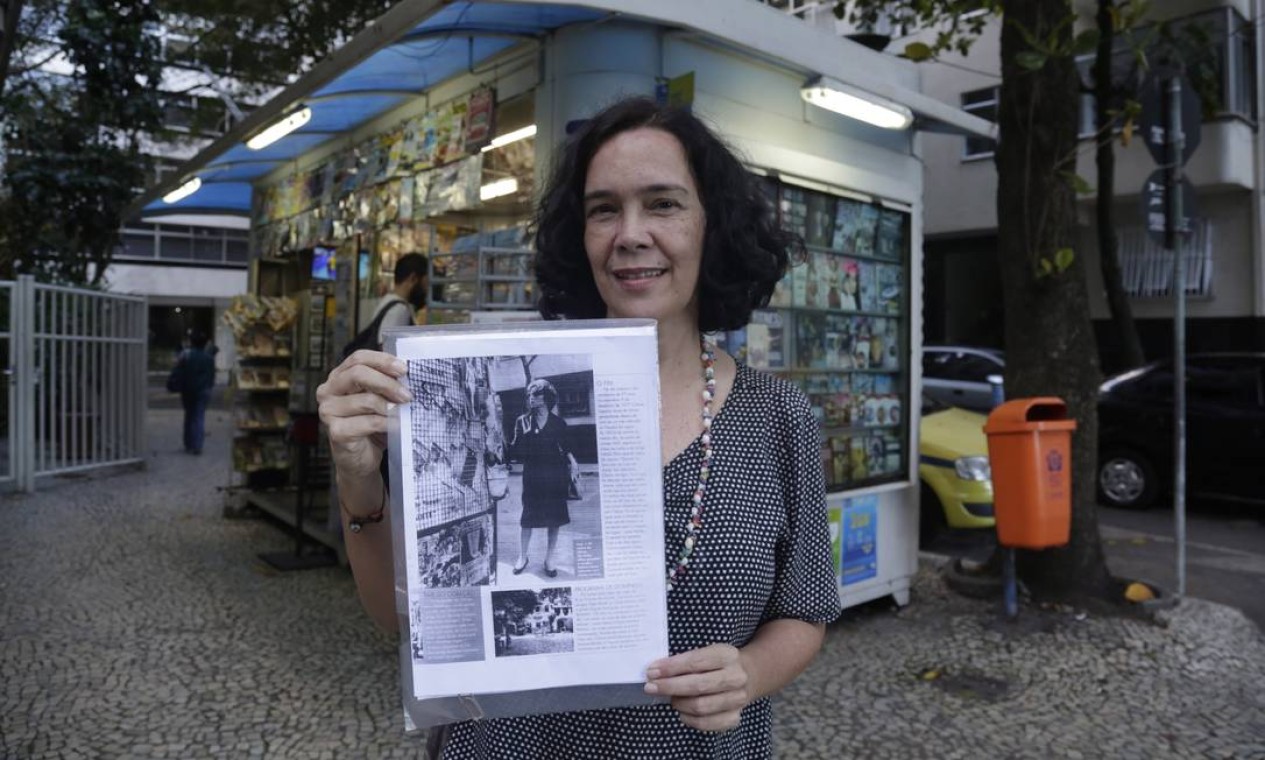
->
xmin=725 ymin=183 xmax=910 ymax=491
xmin=223 ymin=295 xmax=299 ymax=480
xmin=251 ymin=86 xmax=506 ymax=264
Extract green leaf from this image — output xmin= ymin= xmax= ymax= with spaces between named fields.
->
xmin=1016 ymin=51 xmax=1047 ymax=71
xmin=1054 ymin=248 xmax=1076 ymax=272
xmin=903 ymin=41 xmax=934 ymax=62
xmin=1037 ymin=258 xmax=1054 ymax=277
xmin=1063 ymin=172 xmax=1093 ymax=195
xmin=1073 ymin=29 xmax=1101 ymax=56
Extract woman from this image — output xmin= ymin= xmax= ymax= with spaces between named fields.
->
xmin=317 ymin=96 xmax=842 ymax=758
xmin=508 ymin=378 xmax=577 ymax=578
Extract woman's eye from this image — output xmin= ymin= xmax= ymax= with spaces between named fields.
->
xmin=650 ymin=198 xmax=681 ymax=212
xmin=586 ymin=204 xmax=616 ymax=218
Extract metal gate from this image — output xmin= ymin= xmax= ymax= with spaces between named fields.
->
xmin=5 ymin=275 xmax=148 ymax=492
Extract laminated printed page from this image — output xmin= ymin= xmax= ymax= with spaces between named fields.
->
xmin=388 ymin=320 xmax=669 ymax=705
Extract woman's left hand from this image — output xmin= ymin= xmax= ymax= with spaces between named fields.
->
xmin=644 ymin=644 xmax=751 ymax=732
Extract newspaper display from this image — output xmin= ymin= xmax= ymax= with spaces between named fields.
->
xmin=384 ymin=319 xmax=669 ymax=727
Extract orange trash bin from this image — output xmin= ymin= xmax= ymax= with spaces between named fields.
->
xmin=982 ymin=397 xmax=1077 ymax=549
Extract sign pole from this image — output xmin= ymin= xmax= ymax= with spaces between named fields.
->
xmin=1165 ymin=76 xmax=1188 ymax=600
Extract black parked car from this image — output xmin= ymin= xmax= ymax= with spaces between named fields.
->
xmin=1097 ymin=353 xmax=1265 ymax=508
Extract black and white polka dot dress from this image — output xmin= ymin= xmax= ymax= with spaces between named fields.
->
xmin=438 ymin=365 xmax=843 ymax=758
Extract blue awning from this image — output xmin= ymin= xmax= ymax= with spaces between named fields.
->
xmin=142 ymin=1 xmax=606 ymax=218
xmin=153 ymin=181 xmax=255 ymax=216
xmin=139 ymin=0 xmax=997 ymax=220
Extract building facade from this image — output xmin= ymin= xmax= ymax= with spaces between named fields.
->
xmin=764 ymin=0 xmax=1264 ymax=372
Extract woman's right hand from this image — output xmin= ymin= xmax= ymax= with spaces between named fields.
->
xmin=316 ymin=350 xmax=412 ymax=483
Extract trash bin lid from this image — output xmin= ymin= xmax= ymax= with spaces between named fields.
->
xmin=983 ymin=396 xmax=1078 ymax=434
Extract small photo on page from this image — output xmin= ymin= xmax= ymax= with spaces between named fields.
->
xmin=492 ymin=587 xmax=575 ymax=658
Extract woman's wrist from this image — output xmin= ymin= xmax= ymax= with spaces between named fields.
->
xmin=341 ymin=488 xmax=387 ymax=532
xmin=336 ymin=469 xmax=387 ymax=527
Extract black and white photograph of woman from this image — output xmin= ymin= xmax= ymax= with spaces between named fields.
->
xmin=488 ymin=355 xmax=602 ymax=583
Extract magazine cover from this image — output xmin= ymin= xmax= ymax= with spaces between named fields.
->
xmin=854 ymin=204 xmax=880 ymax=258
xmin=384 ymin=320 xmax=669 ymax=728
xmin=876 ymin=208 xmax=906 ymax=260
xmin=858 ymin=261 xmax=878 ymax=313
xmin=877 ymin=264 xmax=902 ymax=314
xmin=804 ymin=191 xmax=835 ymax=249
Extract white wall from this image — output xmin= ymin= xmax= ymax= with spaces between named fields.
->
xmin=906 ymin=20 xmax=1002 ymax=236
xmin=105 ymin=262 xmax=247 ymax=300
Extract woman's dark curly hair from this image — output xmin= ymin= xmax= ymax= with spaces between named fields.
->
xmin=534 ymin=96 xmax=803 ymax=333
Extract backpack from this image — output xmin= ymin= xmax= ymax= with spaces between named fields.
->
xmin=340 ymin=300 xmax=412 ymax=361
xmin=166 ymin=355 xmax=188 ymax=393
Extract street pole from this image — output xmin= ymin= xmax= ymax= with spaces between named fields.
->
xmin=1165 ymin=76 xmax=1188 ymax=600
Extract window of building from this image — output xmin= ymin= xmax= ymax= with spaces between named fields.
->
xmin=116 ymin=222 xmax=250 ymax=267
xmin=1115 ymin=219 xmax=1213 ymax=298
xmin=961 ymin=87 xmax=999 ymax=159
xmin=1076 ymin=7 xmax=1256 ymax=137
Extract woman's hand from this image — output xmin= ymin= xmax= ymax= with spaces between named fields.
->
xmin=643 ymin=644 xmax=751 ymax=732
xmin=316 ymin=350 xmax=412 ymax=483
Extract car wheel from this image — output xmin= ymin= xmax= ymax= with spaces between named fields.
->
xmin=1098 ymin=449 xmax=1158 ymax=509
xmin=919 ymin=482 xmax=948 ymax=548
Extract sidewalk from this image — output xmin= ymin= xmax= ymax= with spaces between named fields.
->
xmin=2 ymin=407 xmax=1263 ymax=759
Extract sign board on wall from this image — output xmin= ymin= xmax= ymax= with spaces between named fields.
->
xmin=840 ymin=495 xmax=878 ymax=586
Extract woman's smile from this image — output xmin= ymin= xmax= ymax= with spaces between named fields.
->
xmin=611 ymin=266 xmax=669 ymax=289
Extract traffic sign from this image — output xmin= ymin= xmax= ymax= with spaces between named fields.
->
xmin=1140 ymin=169 xmax=1197 ymax=247
xmin=1139 ymin=74 xmax=1201 ymax=166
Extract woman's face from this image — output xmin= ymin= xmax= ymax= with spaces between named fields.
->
xmin=527 ymin=387 xmax=547 ymax=411
xmin=582 ymin=128 xmax=706 ymax=328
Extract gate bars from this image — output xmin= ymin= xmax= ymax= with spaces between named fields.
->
xmin=5 ymin=275 xmax=148 ymax=492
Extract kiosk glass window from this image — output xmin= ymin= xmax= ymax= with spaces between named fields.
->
xmin=721 ymin=180 xmax=912 ymax=492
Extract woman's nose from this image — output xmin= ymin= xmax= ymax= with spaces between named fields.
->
xmin=613 ymin=209 xmax=652 ymax=251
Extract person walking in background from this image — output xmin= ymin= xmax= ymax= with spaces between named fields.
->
xmin=171 ymin=329 xmax=216 ymax=454
xmin=508 ymin=378 xmax=577 ymax=578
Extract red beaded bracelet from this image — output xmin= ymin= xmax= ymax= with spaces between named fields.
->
xmin=343 ymin=488 xmax=387 ymax=533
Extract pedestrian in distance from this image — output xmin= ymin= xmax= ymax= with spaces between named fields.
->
xmin=508 ymin=378 xmax=578 ymax=578
xmin=169 ymin=329 xmax=216 ymax=455
xmin=317 ymin=95 xmax=842 ymax=758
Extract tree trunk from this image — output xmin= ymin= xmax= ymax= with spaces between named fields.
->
xmin=996 ymin=0 xmax=1114 ymax=601
xmin=1094 ymin=0 xmax=1146 ymax=373
xmin=0 ymin=0 xmax=25 ymax=99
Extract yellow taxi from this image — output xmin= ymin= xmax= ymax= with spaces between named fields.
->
xmin=919 ymin=395 xmax=994 ymax=543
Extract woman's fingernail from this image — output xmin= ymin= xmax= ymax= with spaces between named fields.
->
xmin=646 ymin=668 xmax=661 ymax=679
xmin=393 ymin=360 xmax=407 ymax=374
xmin=643 ymin=682 xmax=659 ymax=694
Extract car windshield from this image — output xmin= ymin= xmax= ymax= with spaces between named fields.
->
xmin=921 ymin=394 xmax=948 ymax=415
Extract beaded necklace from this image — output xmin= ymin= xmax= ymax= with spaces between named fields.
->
xmin=666 ymin=337 xmax=716 ymax=592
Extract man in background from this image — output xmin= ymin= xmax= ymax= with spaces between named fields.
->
xmin=372 ymin=252 xmax=431 ymax=345
xmin=176 ymin=330 xmax=216 ymax=455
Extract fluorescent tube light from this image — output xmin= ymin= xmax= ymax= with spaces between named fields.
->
xmin=481 ymin=124 xmax=537 ymax=152
xmin=800 ymin=76 xmax=913 ymax=130
xmin=480 ymin=178 xmax=519 ymax=201
xmin=162 ymin=177 xmax=202 ymax=204
xmin=246 ymin=107 xmax=312 ymax=150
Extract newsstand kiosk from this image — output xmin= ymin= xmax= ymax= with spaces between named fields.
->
xmin=137 ymin=0 xmax=995 ymax=608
